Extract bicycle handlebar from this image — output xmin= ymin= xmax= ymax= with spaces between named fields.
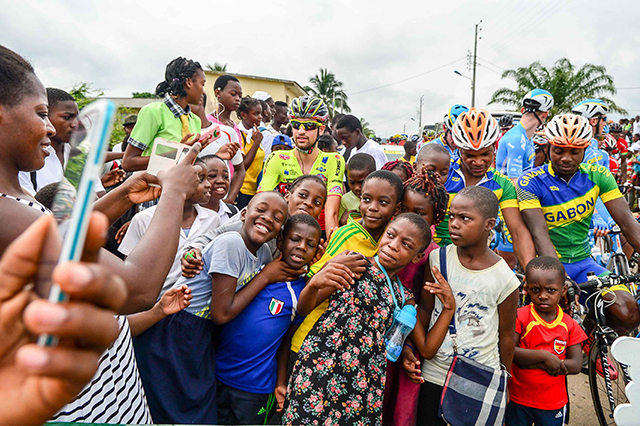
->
xmin=578 ymin=273 xmax=640 ymax=292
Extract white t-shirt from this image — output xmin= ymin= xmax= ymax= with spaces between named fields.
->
xmin=199 ymin=123 xmax=244 ymax=166
xmin=204 ymin=200 xmax=236 ymax=225
xmin=118 ymin=204 xmax=220 ymax=297
xmin=238 ymin=122 xmax=273 ymax=161
xmin=420 ymin=245 xmax=520 ymax=386
xmin=19 ymin=144 xmax=105 ymax=195
xmin=633 ymin=121 xmax=640 ymax=136
xmin=349 ymin=139 xmax=387 ymax=169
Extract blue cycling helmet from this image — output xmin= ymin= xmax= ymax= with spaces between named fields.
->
xmin=409 ymin=134 xmax=421 ymax=143
xmin=522 ymin=89 xmax=554 ymax=113
xmin=572 ymin=99 xmax=609 ymax=119
xmin=443 ymin=104 xmax=469 ymax=132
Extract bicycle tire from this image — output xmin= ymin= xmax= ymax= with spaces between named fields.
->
xmin=588 ymin=339 xmax=629 ymax=426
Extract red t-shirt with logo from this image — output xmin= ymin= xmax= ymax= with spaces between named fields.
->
xmin=509 ymin=304 xmax=587 ymax=410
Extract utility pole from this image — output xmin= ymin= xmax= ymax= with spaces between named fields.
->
xmin=471 ymin=20 xmax=482 ymax=107
xmin=418 ymin=95 xmax=424 ymax=134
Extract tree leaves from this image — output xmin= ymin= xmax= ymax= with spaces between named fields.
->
xmin=304 ymin=68 xmax=351 ymax=118
xmin=489 ymin=59 xmax=627 ymax=117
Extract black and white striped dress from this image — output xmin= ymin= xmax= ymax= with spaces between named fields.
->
xmin=51 ymin=317 xmax=152 ymax=424
xmin=1 ymin=192 xmax=152 ymax=423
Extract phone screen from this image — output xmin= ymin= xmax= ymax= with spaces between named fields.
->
xmin=36 ymin=100 xmax=115 ymax=346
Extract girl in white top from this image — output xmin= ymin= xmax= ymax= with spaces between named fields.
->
xmin=403 ymin=186 xmax=519 ymax=426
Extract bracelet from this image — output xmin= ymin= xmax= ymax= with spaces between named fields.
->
xmin=404 ymin=343 xmax=416 ymax=352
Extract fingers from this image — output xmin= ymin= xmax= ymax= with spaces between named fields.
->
xmin=23 ymin=300 xmax=120 ymax=350
xmin=81 ymin=212 xmax=110 ymax=263
xmin=0 ymin=215 xmax=55 ymax=301
xmin=180 ymin=142 xmax=202 ymax=165
xmin=52 ymin=262 xmax=127 ymax=312
xmin=16 ymin=344 xmax=102 ymax=384
xmin=181 ymin=133 xmax=198 ymax=145
xmin=431 ymin=266 xmax=448 ymax=286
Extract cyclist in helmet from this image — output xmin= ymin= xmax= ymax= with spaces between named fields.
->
xmin=496 ymin=89 xmax=554 ymax=183
xmin=434 ymin=108 xmax=535 ymax=269
xmin=532 ymin=131 xmax=550 ymax=168
xmin=601 ymin=134 xmax=620 ymax=174
xmin=517 ymin=113 xmax=640 ymax=283
xmin=259 ymin=96 xmax=345 ymax=232
xmin=419 ymin=104 xmax=468 ymax=164
xmin=572 ymin=99 xmax=611 ymax=169
xmin=608 ymin=122 xmax=628 ymax=182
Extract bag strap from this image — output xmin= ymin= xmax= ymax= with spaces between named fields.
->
xmin=30 ymin=171 xmax=38 ymax=192
xmin=440 ymin=246 xmax=459 ymax=353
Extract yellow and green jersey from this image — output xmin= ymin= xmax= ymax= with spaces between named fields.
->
xmin=290 ymin=214 xmax=378 ymax=352
xmin=516 ymin=163 xmax=623 ymax=263
xmin=434 ymin=159 xmax=519 ymax=246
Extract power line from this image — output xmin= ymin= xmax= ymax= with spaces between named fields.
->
xmin=619 ymin=87 xmax=640 ymax=90
xmin=348 ymin=57 xmax=466 ymax=96
xmin=371 ymin=112 xmax=414 ymax=126
xmin=477 ymin=57 xmax=507 ymax=71
xmin=478 ymin=63 xmax=504 ymax=77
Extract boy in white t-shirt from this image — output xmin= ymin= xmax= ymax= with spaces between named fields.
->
xmin=118 ymin=158 xmax=220 ymax=297
xmin=402 ymin=185 xmax=519 ymax=426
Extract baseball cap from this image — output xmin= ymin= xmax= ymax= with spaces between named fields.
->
xmin=123 ymin=114 xmax=137 ymax=126
xmin=272 ymin=134 xmax=293 ymax=149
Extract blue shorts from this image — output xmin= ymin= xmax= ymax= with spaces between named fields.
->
xmin=506 ymin=401 xmax=567 ymax=426
xmin=562 ymin=257 xmax=610 ymax=284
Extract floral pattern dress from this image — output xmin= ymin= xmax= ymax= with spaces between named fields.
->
xmin=283 ymin=260 xmax=413 ymax=426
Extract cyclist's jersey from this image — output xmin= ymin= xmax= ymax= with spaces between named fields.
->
xmin=583 ymin=139 xmax=610 ymax=169
xmin=495 ymin=123 xmax=535 ymax=179
xmin=434 ymin=159 xmax=519 ymax=246
xmin=516 ymin=163 xmax=623 ymax=263
xmin=420 ymin=135 xmax=458 ymax=164
xmin=258 ymin=148 xmax=345 ymax=197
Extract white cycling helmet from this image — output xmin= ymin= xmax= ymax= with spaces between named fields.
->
xmin=545 ymin=113 xmax=593 ymax=149
xmin=522 ymin=89 xmax=554 ymax=113
xmin=452 ymin=108 xmax=500 ymax=151
xmin=572 ymin=99 xmax=609 ymax=120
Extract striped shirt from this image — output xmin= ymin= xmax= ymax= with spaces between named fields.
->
xmin=51 ymin=316 xmax=152 ymax=424
xmin=290 ymin=214 xmax=379 ymax=352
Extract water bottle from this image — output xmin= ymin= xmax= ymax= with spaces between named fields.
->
xmin=591 ymin=246 xmax=602 ymax=266
xmin=385 ymin=305 xmax=417 ymax=362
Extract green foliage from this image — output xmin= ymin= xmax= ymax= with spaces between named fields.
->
xmin=132 ymin=92 xmax=157 ymax=98
xmin=109 ymin=107 xmax=138 ymax=149
xmin=489 ymin=59 xmax=627 ymax=117
xmin=69 ymin=82 xmax=104 ymax=110
xmin=360 ymin=118 xmax=375 ymax=139
xmin=304 ymin=68 xmax=351 ymax=119
xmin=206 ymin=62 xmax=228 ymax=72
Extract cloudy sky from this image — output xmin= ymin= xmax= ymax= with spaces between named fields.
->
xmin=2 ymin=0 xmax=639 ymax=136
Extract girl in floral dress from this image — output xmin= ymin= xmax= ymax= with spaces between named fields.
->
xmin=282 ymin=213 xmax=433 ymax=426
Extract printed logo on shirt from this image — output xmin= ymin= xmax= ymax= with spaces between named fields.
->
xmin=452 ymin=176 xmax=460 ymax=182
xmin=269 ymin=298 xmax=285 ymax=315
xmin=279 ymin=154 xmax=291 ymax=160
xmin=550 ymin=186 xmax=560 ymax=191
xmin=322 ymin=157 xmax=328 ymax=164
xmin=330 ymin=185 xmax=343 ymax=194
xmin=317 ymin=166 xmax=326 ymax=172
xmin=554 ymin=338 xmax=567 ymax=355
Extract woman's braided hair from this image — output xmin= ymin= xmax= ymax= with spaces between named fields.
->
xmin=382 ymin=159 xmax=414 ymax=180
xmin=155 ymin=57 xmax=202 ymax=98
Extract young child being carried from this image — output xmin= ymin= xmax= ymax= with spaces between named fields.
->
xmin=402 ymin=186 xmax=520 ymax=426
xmin=506 ymin=256 xmax=587 ymax=426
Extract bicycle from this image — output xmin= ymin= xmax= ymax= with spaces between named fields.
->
xmin=573 ymin=273 xmax=640 ymax=426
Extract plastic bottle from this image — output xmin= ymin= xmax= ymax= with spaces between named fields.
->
xmin=385 ymin=305 xmax=417 ymax=362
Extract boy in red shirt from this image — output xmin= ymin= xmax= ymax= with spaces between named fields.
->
xmin=507 ymin=256 xmax=587 ymax=425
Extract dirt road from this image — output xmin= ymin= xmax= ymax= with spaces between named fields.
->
xmin=568 ymin=374 xmax=601 ymax=425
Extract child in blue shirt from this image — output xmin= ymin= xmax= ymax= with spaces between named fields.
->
xmin=216 ymin=214 xmax=323 ymax=425
xmin=132 ymin=191 xmax=303 ymax=425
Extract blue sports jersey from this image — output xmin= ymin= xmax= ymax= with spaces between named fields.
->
xmin=496 ymin=123 xmax=535 ymax=179
xmin=583 ymin=139 xmax=610 ymax=169
xmin=215 ymin=277 xmax=306 ymax=394
xmin=421 ymin=135 xmax=458 ymax=164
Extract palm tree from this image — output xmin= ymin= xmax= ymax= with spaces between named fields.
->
xmin=304 ymin=68 xmax=351 ymax=118
xmin=489 ymin=59 xmax=626 ymax=117
xmin=360 ymin=118 xmax=375 ymax=139
xmin=206 ymin=62 xmax=228 ymax=72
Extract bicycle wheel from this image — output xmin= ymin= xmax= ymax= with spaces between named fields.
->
xmin=588 ymin=338 xmax=630 ymax=426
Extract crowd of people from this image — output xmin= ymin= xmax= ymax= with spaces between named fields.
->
xmin=2 ymin=46 xmax=640 ymax=426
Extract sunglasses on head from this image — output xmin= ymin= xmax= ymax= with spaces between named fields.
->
xmin=291 ymin=120 xmax=321 ymax=131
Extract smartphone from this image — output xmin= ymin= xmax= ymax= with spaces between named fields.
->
xmin=37 ymin=99 xmax=116 ymax=347
xmin=147 ymin=138 xmax=191 ymax=178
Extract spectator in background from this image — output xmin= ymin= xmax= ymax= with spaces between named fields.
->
xmin=335 ymin=114 xmax=387 ymax=169
xmin=317 ymin=133 xmax=338 ymax=152
xmin=113 ymin=114 xmax=137 ymax=153
xmin=634 ymin=115 xmax=640 ymax=136
xmin=332 ymin=113 xmax=346 ymax=154
xmin=271 ymin=101 xmax=289 ymax=134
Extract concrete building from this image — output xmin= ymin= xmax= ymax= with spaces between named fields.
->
xmin=203 ymin=71 xmax=307 ymax=113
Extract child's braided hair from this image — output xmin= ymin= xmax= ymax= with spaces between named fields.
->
xmin=382 ymin=159 xmax=414 ymax=181
xmin=155 ymin=57 xmax=202 ymax=98
xmin=403 ymin=170 xmax=449 ymax=225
